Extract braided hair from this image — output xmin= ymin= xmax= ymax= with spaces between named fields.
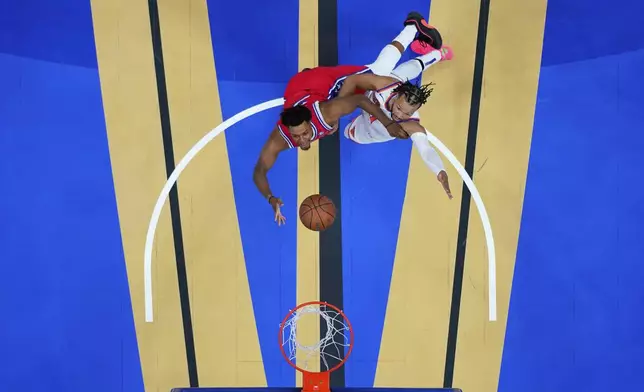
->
xmin=393 ymin=80 xmax=434 ymax=106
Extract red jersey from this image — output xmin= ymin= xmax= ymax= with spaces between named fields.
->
xmin=277 ymin=65 xmax=371 ymax=148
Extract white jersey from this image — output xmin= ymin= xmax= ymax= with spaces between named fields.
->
xmin=344 ymin=81 xmax=420 ymax=144
xmin=343 ymin=80 xmax=446 ymax=176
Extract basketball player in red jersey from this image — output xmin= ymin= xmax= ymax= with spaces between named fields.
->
xmin=254 ymin=12 xmax=443 ymax=225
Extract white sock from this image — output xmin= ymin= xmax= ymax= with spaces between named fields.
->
xmin=391 ymin=50 xmax=442 ymax=81
xmin=393 ymin=25 xmax=417 ymax=49
xmin=418 ymin=49 xmax=442 ymax=68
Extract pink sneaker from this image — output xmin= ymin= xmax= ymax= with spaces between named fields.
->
xmin=439 ymin=45 xmax=454 ymax=60
xmin=411 ymin=41 xmax=454 ymax=61
xmin=410 ymin=39 xmax=431 ymax=55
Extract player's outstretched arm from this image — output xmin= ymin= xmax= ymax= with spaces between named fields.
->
xmin=402 ymin=121 xmax=452 ymax=199
xmin=321 ymin=95 xmax=408 ymax=139
xmin=336 ymin=74 xmax=399 ymax=98
xmin=253 ymin=127 xmax=288 ymax=200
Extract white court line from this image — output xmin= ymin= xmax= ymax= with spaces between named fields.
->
xmin=425 ymin=131 xmax=497 ymax=321
xmin=143 ymin=98 xmax=496 ymax=322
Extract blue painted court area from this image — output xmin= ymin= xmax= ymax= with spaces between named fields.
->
xmin=0 ymin=0 xmax=97 ymax=68
xmin=0 ymin=1 xmax=143 ymax=392
xmin=540 ymin=0 xmax=644 ymax=66
xmin=0 ymin=42 xmax=144 ymax=392
xmin=499 ymin=0 xmax=644 ymax=390
xmin=206 ymin=0 xmax=299 ymax=387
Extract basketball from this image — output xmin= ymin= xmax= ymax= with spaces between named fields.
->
xmin=299 ymin=194 xmax=336 ymax=231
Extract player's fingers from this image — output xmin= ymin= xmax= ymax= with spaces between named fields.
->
xmin=445 ymin=186 xmax=453 ymax=199
xmin=439 ymin=178 xmax=450 ymax=196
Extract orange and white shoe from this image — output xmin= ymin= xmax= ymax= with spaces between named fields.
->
xmin=404 ymin=11 xmax=443 ymax=49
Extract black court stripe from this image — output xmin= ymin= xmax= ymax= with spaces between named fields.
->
xmin=318 ymin=0 xmax=345 ymax=388
xmin=147 ymin=0 xmax=199 ymax=387
xmin=443 ymin=0 xmax=491 ymax=388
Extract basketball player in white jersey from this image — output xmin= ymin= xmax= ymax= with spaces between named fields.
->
xmin=337 ymin=46 xmax=454 ymax=199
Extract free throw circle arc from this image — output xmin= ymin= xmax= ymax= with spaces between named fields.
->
xmin=142 ymin=99 xmax=496 ymax=323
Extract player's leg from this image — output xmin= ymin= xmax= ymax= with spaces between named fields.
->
xmin=367 ymin=12 xmax=442 ymax=76
xmin=391 ymin=46 xmax=453 ymax=81
xmin=366 ymin=26 xmax=416 ymax=76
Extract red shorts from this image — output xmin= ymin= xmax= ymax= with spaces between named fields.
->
xmin=282 ymin=65 xmax=371 ymax=107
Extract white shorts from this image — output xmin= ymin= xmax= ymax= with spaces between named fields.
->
xmin=343 ymin=114 xmax=396 ymax=144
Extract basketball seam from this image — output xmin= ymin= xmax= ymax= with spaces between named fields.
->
xmin=315 ymin=207 xmax=327 ymax=230
xmin=309 ymin=208 xmax=316 ymax=229
xmin=317 ymin=204 xmax=335 ymax=218
xmin=300 ymin=209 xmax=313 ymax=221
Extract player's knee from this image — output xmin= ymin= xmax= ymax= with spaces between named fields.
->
xmin=366 ymin=64 xmax=388 ymax=77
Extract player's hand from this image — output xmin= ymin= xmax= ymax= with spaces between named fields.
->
xmin=269 ymin=196 xmax=286 ymax=225
xmin=385 ymin=122 xmax=409 ymax=139
xmin=437 ymin=170 xmax=453 ymax=199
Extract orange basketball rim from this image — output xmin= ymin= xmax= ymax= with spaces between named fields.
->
xmin=278 ymin=301 xmax=355 ymax=392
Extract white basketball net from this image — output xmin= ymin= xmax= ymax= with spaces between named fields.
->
xmin=281 ymin=303 xmax=351 ymax=372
